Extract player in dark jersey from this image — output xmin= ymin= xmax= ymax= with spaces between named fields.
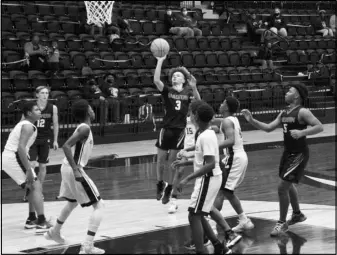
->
xmin=154 ymin=55 xmax=201 ymax=205
xmin=28 ymin=86 xmax=59 ymax=195
xmin=241 ymin=83 xmax=323 ymax=236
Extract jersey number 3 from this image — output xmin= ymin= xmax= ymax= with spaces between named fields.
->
xmin=37 ymin=119 xmax=45 ymax=128
xmin=175 ymin=100 xmax=181 ymax=110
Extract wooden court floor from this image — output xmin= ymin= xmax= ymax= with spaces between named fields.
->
xmin=1 ymin=141 xmax=336 ymax=254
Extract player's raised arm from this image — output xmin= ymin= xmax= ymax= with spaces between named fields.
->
xmin=62 ymin=125 xmax=90 ymax=170
xmin=218 ymin=118 xmax=235 ymax=150
xmin=187 ymin=74 xmax=201 ymax=100
xmin=18 ymin=124 xmax=36 ymax=182
xmin=52 ymin=105 xmax=59 ymax=150
xmin=241 ymin=109 xmax=283 ymax=132
xmin=153 ymin=56 xmax=167 ymax=92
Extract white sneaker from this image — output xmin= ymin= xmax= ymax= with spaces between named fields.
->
xmin=44 ymin=228 xmax=67 ymax=244
xmin=79 ymin=242 xmax=105 ymax=254
xmin=168 ymin=198 xmax=178 ymax=214
xmin=232 ymin=218 xmax=255 ymax=232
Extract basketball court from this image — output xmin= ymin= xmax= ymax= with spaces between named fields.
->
xmin=2 ymin=124 xmax=335 ymax=254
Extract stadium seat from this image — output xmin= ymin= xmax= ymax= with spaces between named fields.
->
xmin=49 ymin=76 xmax=66 ymax=91
xmin=61 ymin=70 xmax=81 ymax=90
xmin=69 ymin=51 xmax=86 ymax=69
xmin=114 ymin=51 xmax=131 ymax=68
xmin=197 ymin=36 xmax=209 ymax=51
xmin=124 ymin=69 xmax=140 ymax=87
xmin=208 ymin=36 xmax=220 ymax=51
xmin=28 ymin=70 xmax=49 ymax=89
xmin=220 ymin=37 xmax=231 ymax=50
xmin=142 ymin=21 xmax=155 ymax=35
xmin=168 ymin=52 xmax=182 ymax=68
xmin=80 ymin=34 xmax=96 ymax=52
xmin=203 ymin=67 xmax=216 ymax=83
xmin=85 ymin=51 xmax=101 ymax=70
xmin=217 ymin=51 xmax=230 ymax=67
xmin=142 ymin=52 xmax=156 ymax=68
xmin=286 ymin=50 xmax=299 ymax=64
xmin=51 ymin=1 xmax=66 ymax=16
xmin=211 ymin=23 xmax=222 ymax=36
xmin=65 ymin=34 xmax=82 ymax=52
xmin=1 ymin=92 xmax=16 ymax=113
xmin=3 ymin=51 xmax=22 ymax=71
xmin=129 ymin=51 xmax=143 ymax=68
xmin=50 ymin=90 xmax=69 ymax=112
xmin=214 ymin=68 xmax=228 ymax=83
xmin=237 ymin=67 xmax=251 ymax=82
xmin=129 ymin=21 xmax=142 ymax=34
xmin=205 ymin=51 xmax=218 ymax=67
xmin=59 ymin=51 xmax=71 ymax=69
xmin=154 ymin=21 xmax=166 ymax=36
xmin=2 ymin=72 xmax=12 ymax=92
xmin=185 ymin=37 xmax=199 ymax=51
xmin=181 ymin=51 xmax=194 ymax=67
xmin=95 ymin=36 xmax=110 ymax=52
xmin=2 ymin=15 xmax=14 ymax=32
xmin=193 ymin=51 xmax=207 ymax=68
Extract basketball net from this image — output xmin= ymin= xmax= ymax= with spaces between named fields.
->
xmin=84 ymin=1 xmax=114 ymax=26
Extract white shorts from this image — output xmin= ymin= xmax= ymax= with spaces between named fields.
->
xmin=188 ymin=174 xmax=222 ymax=215
xmin=1 ymin=150 xmax=36 ymax=187
xmin=221 ymin=151 xmax=248 ymax=191
xmin=58 ymin=164 xmax=101 ymax=207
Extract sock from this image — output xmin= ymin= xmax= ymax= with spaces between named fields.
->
xmin=293 ymin=210 xmax=301 ymax=215
xmin=37 ymin=214 xmax=46 ymax=224
xmin=238 ymin=212 xmax=248 ymax=221
xmin=85 ymin=207 xmax=103 ymax=243
xmin=28 ymin=212 xmax=37 ymax=220
xmin=278 ymin=220 xmax=285 ymax=224
xmin=53 ymin=219 xmax=64 ymax=232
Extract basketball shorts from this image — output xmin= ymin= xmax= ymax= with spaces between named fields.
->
xmin=29 ymin=138 xmax=51 ymax=164
xmin=58 ymin=164 xmax=101 ymax=207
xmin=279 ymin=148 xmax=309 ymax=183
xmin=220 ymin=151 xmax=248 ymax=191
xmin=1 ymin=150 xmax=36 ymax=187
xmin=155 ymin=128 xmax=185 ymax=151
xmin=188 ymin=174 xmax=222 ymax=215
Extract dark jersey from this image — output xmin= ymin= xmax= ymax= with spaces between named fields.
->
xmin=161 ymin=86 xmax=193 ymax=129
xmin=36 ymin=103 xmax=53 ymax=140
xmin=281 ymin=106 xmax=307 ymax=152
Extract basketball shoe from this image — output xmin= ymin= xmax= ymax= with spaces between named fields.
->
xmin=214 ymin=241 xmax=232 ymax=254
xmin=156 ymin=181 xmax=168 ymax=201
xmin=44 ymin=228 xmax=67 ymax=244
xmin=24 ymin=218 xmax=37 ymax=229
xmin=184 ymin=236 xmax=211 ymax=250
xmin=225 ymin=230 xmax=242 ymax=248
xmin=168 ymin=198 xmax=178 ymax=214
xmin=286 ymin=212 xmax=307 ymax=225
xmin=270 ymin=221 xmax=288 ymax=237
xmin=162 ymin=184 xmax=172 ymax=204
xmin=79 ymin=242 xmax=105 ymax=254
xmin=35 ymin=219 xmax=53 ymax=234
xmin=232 ymin=218 xmax=254 ymax=232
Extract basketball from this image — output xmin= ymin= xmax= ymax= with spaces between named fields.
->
xmin=150 ymin=38 xmax=170 ymax=58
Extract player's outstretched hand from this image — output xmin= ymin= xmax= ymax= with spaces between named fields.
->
xmin=241 ymin=109 xmax=253 ymax=122
xmin=155 ymin=55 xmax=167 ymax=61
xmin=187 ymin=75 xmax=197 ymax=89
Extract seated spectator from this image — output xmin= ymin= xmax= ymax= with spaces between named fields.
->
xmin=83 ymin=79 xmax=109 ymax=125
xmin=314 ymin=10 xmax=334 ymax=37
xmin=247 ymin=12 xmax=268 ymax=44
xmin=169 ymin=26 xmax=195 ymax=36
xmin=265 ymin=8 xmax=287 ymax=38
xmin=24 ymin=35 xmax=47 ymax=70
xmin=46 ymin=41 xmax=60 ymax=77
xmin=330 ymin=14 xmax=336 ymax=34
xmin=164 ymin=8 xmax=176 ymax=34
xmin=177 ymin=7 xmax=202 ymax=36
xmin=254 ymin=42 xmax=274 ymax=69
xmin=102 ymin=74 xmax=126 ymax=123
xmin=108 ymin=9 xmax=133 ymax=37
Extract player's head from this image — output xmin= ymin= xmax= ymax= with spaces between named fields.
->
xmin=220 ymin=96 xmax=240 ymax=115
xmin=168 ymin=66 xmax=191 ymax=91
xmin=194 ymin=103 xmax=214 ymax=127
xmin=285 ymin=84 xmax=308 ymax=105
xmin=35 ymin=86 xmax=50 ymax=102
xmin=22 ymin=101 xmax=41 ymax=121
xmin=72 ymin=99 xmax=95 ymax=122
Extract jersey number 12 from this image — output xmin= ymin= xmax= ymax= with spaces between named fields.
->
xmin=37 ymin=119 xmax=45 ymax=128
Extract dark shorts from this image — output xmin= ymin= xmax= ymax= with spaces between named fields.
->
xmin=279 ymin=148 xmax=309 ymax=184
xmin=155 ymin=128 xmax=185 ymax=151
xmin=29 ymin=138 xmax=51 ymax=164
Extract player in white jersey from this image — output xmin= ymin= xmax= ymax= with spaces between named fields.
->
xmin=44 ymin=100 xmax=105 ymax=254
xmin=168 ymin=101 xmax=199 ymax=214
xmin=2 ymin=101 xmax=52 ymax=232
xmin=173 ymin=102 xmax=232 ymax=254
xmin=214 ymin=97 xmax=254 ymax=237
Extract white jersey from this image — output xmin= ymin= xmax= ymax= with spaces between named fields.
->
xmin=194 ymin=129 xmax=222 ymax=176
xmin=184 ymin=116 xmax=197 ymax=149
xmin=63 ymin=123 xmax=93 ymax=168
xmin=4 ymin=120 xmax=37 ymax=154
xmin=220 ymin=116 xmax=245 ymax=156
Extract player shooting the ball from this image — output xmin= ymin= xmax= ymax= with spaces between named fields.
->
xmin=153 ymin=48 xmax=201 ymax=213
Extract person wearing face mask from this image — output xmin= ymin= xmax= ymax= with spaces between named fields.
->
xmin=265 ymin=8 xmax=287 ymax=38
xmin=178 ymin=7 xmax=202 ymax=36
xmin=24 ymin=35 xmax=47 ymax=70
xmin=102 ymin=74 xmax=126 ymax=123
xmin=153 ymin=54 xmax=201 ymax=208
xmin=247 ymin=12 xmax=267 ymax=44
xmin=314 ymin=10 xmax=334 ymax=37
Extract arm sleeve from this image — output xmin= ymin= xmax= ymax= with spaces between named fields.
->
xmin=200 ymin=133 xmax=217 ymax=157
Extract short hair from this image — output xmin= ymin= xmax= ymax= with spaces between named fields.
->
xmin=22 ymin=101 xmax=37 ymax=117
xmin=225 ymin=96 xmax=240 ymax=114
xmin=35 ymin=86 xmax=50 ymax=94
xmin=189 ymin=99 xmax=205 ymax=115
xmin=168 ymin=66 xmax=191 ymax=86
xmin=181 ymin=7 xmax=187 ymax=12
xmin=196 ymin=103 xmax=214 ymax=123
xmin=72 ymin=99 xmax=89 ymax=122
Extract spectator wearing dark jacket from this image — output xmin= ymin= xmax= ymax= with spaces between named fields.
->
xmin=265 ymin=8 xmax=287 ymax=37
xmin=177 ymin=7 xmax=202 ymax=36
xmin=102 ymin=74 xmax=126 ymax=123
xmin=164 ymin=8 xmax=176 ymax=34
xmin=247 ymin=12 xmax=267 ymax=44
xmin=314 ymin=10 xmax=333 ymax=37
xmin=24 ymin=35 xmax=47 ymax=70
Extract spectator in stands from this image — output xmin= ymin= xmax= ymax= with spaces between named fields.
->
xmin=178 ymin=7 xmax=202 ymax=36
xmin=46 ymin=41 xmax=60 ymax=77
xmin=102 ymin=74 xmax=126 ymax=123
xmin=247 ymin=12 xmax=267 ymax=44
xmin=83 ymin=79 xmax=109 ymax=125
xmin=265 ymin=8 xmax=287 ymax=38
xmin=314 ymin=10 xmax=334 ymax=37
xmin=108 ymin=9 xmax=133 ymax=37
xmin=330 ymin=14 xmax=336 ymax=35
xmin=164 ymin=8 xmax=176 ymax=34
xmin=254 ymin=42 xmax=274 ymax=69
xmin=24 ymin=35 xmax=47 ymax=70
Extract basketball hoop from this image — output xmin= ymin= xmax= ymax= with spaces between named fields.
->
xmin=84 ymin=1 xmax=114 ymax=26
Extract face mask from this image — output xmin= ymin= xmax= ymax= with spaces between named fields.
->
xmin=108 ymin=79 xmax=114 ymax=83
